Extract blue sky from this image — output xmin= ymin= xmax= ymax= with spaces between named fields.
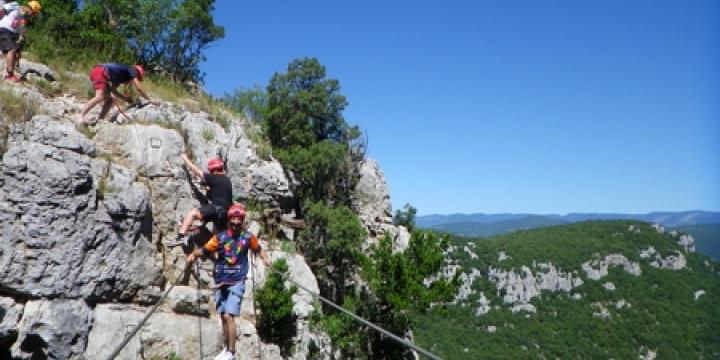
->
xmin=200 ymin=0 xmax=719 ymax=215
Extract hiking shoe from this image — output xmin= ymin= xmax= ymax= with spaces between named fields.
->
xmin=213 ymin=349 xmax=232 ymax=360
xmin=213 ymin=349 xmax=226 ymax=360
xmin=4 ymin=74 xmax=21 ymax=82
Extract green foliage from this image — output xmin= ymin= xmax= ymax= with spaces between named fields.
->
xmin=26 ymin=0 xmax=224 ymax=84
xmin=300 ymin=202 xmax=367 ymax=302
xmin=263 ymin=57 xmax=363 ymax=208
xmin=278 ymin=140 xmax=348 ymax=203
xmin=360 ymin=230 xmax=459 ymax=358
xmin=319 ymin=296 xmax=366 ymax=359
xmin=413 ymin=221 xmax=720 ymax=359
xmin=265 ymin=57 xmax=349 ymax=148
xmin=393 ymin=203 xmax=418 ymax=232
xmin=256 ymin=259 xmax=297 ymax=356
xmin=222 ymin=85 xmax=268 ymax=121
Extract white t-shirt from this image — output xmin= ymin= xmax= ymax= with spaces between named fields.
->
xmin=0 ymin=5 xmax=24 ymax=33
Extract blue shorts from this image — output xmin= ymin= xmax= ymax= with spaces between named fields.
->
xmin=215 ymin=282 xmax=245 ymax=315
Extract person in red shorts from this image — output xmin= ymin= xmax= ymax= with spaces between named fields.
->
xmin=79 ymin=62 xmax=158 ymax=124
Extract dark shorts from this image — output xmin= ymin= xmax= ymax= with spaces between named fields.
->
xmin=199 ymin=204 xmax=228 ymax=232
xmin=0 ymin=29 xmax=19 ymax=53
xmin=199 ymin=204 xmax=226 ymax=222
xmin=89 ymin=65 xmax=110 ymax=90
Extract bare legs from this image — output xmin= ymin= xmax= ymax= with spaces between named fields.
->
xmin=5 ymin=49 xmax=16 ymax=76
xmin=179 ymin=208 xmax=203 ymax=236
xmin=80 ymin=88 xmax=112 ymax=123
xmin=221 ymin=313 xmax=237 ymax=354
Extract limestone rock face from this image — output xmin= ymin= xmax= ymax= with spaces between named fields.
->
xmin=11 ymin=299 xmax=92 ymax=360
xmin=581 ymin=254 xmax=641 ymax=280
xmin=671 ymin=231 xmax=695 ymax=252
xmin=353 ymin=159 xmax=392 ymax=235
xmin=1 ymin=116 xmax=159 ymax=301
xmin=353 ymin=159 xmax=410 ymax=251
xmin=487 ymin=263 xmax=582 ymax=306
xmin=650 ymin=251 xmax=687 ymax=270
xmin=85 ymin=303 xmax=223 ymax=360
xmin=0 ymin=297 xmax=23 ymax=344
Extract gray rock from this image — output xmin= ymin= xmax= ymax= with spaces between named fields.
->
xmin=11 ymin=299 xmax=92 ymax=360
xmin=166 ymin=286 xmax=212 ymax=315
xmin=487 ymin=263 xmax=582 ymax=306
xmin=475 ymin=292 xmax=491 ymax=316
xmin=85 ymin=303 xmax=223 ymax=360
xmin=0 ymin=296 xmax=23 ymax=341
xmin=581 ymin=254 xmax=641 ymax=280
xmin=1 ymin=122 xmax=159 ymax=300
xmin=93 ymin=124 xmax=184 ymax=178
xmin=650 ymin=251 xmax=687 ymax=270
xmin=674 ymin=233 xmax=695 ymax=252
xmin=353 ymin=159 xmax=392 ymax=236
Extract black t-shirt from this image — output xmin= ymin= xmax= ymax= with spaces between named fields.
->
xmin=203 ymin=172 xmax=233 ymax=209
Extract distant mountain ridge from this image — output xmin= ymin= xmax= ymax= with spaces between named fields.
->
xmin=417 ymin=210 xmax=720 ymax=228
xmin=417 ymin=210 xmax=720 ymax=259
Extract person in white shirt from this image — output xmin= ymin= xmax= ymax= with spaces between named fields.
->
xmin=0 ymin=0 xmax=41 ymax=82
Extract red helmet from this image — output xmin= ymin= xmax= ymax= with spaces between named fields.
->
xmin=207 ymin=158 xmax=224 ymax=172
xmin=134 ymin=65 xmax=145 ymax=80
xmin=227 ymin=203 xmax=246 ymax=220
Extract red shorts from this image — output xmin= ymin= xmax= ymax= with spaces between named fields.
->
xmin=89 ymin=66 xmax=109 ymax=90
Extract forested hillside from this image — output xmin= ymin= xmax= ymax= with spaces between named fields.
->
xmin=413 ymin=221 xmax=720 ymax=359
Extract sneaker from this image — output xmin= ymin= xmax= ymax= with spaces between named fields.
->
xmin=213 ymin=348 xmax=229 ymax=360
xmin=216 ymin=349 xmax=236 ymax=360
xmin=4 ymin=73 xmax=21 ymax=82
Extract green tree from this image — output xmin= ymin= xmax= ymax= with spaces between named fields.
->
xmin=256 ymin=259 xmax=297 ymax=356
xmin=361 ymin=230 xmax=459 ymax=358
xmin=159 ymin=0 xmax=225 ymax=82
xmin=28 ymin=0 xmax=133 ymax=62
xmin=300 ymin=202 xmax=367 ymax=304
xmin=264 ymin=57 xmax=363 ymax=209
xmin=222 ymin=85 xmax=268 ymax=121
xmin=319 ymin=296 xmax=366 ymax=359
xmin=393 ymin=203 xmax=418 ymax=232
xmin=27 ymin=0 xmax=224 ymax=84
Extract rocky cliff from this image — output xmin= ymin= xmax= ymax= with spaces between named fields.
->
xmin=0 ymin=61 xmax=403 ymax=359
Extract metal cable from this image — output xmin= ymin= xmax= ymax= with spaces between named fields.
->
xmin=265 ymin=265 xmax=445 ymax=360
xmin=196 ymin=261 xmax=203 ymax=360
xmin=104 ymin=264 xmax=190 ymax=360
xmin=251 ymin=254 xmax=262 ymax=360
